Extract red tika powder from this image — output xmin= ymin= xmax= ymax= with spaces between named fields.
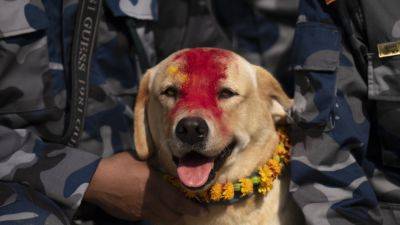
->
xmin=170 ymin=48 xmax=231 ymax=119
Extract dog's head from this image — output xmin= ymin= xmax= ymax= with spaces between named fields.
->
xmin=134 ymin=48 xmax=291 ymax=191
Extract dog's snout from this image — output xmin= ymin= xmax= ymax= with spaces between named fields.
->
xmin=175 ymin=117 xmax=208 ymax=145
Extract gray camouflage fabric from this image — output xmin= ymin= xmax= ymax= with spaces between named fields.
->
xmin=290 ymin=0 xmax=400 ymax=224
xmin=0 ymin=0 xmax=156 ymax=224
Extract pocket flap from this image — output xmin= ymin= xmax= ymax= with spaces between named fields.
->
xmin=0 ymin=1 xmax=49 ymax=38
xmin=291 ymin=22 xmax=341 ymax=72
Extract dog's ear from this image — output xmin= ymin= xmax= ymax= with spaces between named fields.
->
xmin=254 ymin=66 xmax=293 ymax=123
xmin=134 ymin=69 xmax=154 ymax=160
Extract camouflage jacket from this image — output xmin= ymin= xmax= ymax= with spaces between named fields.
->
xmin=290 ymin=0 xmax=400 ymax=224
xmin=0 ymin=0 xmax=156 ymax=217
xmin=214 ymin=0 xmax=298 ymax=96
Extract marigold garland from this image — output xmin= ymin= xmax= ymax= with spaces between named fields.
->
xmin=222 ymin=183 xmax=235 ymax=200
xmin=239 ymin=178 xmax=253 ymax=197
xmin=164 ymin=127 xmax=291 ymax=203
xmin=210 ymin=183 xmax=223 ymax=201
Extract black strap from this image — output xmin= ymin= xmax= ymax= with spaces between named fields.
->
xmin=336 ymin=0 xmax=369 ymax=82
xmin=44 ymin=0 xmax=102 ymax=147
xmin=125 ymin=18 xmax=151 ymax=73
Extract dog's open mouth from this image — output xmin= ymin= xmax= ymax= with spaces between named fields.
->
xmin=173 ymin=140 xmax=236 ymax=190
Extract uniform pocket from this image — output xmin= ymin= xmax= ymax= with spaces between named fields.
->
xmin=291 ymin=22 xmax=341 ymax=130
xmin=0 ymin=1 xmax=54 ymax=115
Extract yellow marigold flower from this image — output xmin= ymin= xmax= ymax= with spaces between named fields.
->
xmin=210 ymin=183 xmax=223 ymax=201
xmin=239 ymin=178 xmax=253 ymax=196
xmin=222 ymin=183 xmax=235 ymax=200
xmin=258 ymin=177 xmax=273 ymax=194
xmin=268 ymin=158 xmax=282 ymax=176
xmin=258 ymin=186 xmax=267 ymax=195
xmin=258 ymin=165 xmax=273 ymax=181
xmin=258 ymin=165 xmax=274 ymax=195
xmin=276 ymin=144 xmax=287 ymax=156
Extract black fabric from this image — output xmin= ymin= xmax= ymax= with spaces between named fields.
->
xmin=334 ymin=0 xmax=369 ymax=82
xmin=153 ymin=0 xmax=232 ymax=61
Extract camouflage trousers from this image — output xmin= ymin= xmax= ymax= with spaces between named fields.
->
xmin=0 ymin=182 xmax=152 ymax=225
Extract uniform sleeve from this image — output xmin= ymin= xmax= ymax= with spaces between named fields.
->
xmin=0 ymin=125 xmax=100 ymax=212
xmin=289 ymin=0 xmax=382 ymax=224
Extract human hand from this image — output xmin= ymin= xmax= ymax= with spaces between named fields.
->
xmin=84 ymin=151 xmax=206 ymax=223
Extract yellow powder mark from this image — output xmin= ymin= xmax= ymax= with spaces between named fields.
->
xmin=167 ymin=65 xmax=188 ymax=83
xmin=167 ymin=65 xmax=179 ymax=75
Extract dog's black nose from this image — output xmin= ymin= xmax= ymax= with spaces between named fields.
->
xmin=175 ymin=117 xmax=208 ymax=145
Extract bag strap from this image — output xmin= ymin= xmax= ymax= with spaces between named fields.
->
xmin=125 ymin=18 xmax=151 ymax=73
xmin=44 ymin=0 xmax=102 ymax=147
xmin=336 ymin=0 xmax=369 ymax=81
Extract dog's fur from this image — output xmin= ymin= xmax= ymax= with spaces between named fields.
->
xmin=134 ymin=48 xmax=303 ymax=225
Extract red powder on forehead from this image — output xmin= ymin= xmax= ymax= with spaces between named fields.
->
xmin=171 ymin=48 xmax=231 ymax=118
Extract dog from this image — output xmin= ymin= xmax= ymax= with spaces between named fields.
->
xmin=133 ymin=48 xmax=303 ymax=225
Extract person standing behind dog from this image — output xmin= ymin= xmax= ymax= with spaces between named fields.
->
xmin=0 ymin=0 xmax=299 ymax=225
xmin=290 ymin=0 xmax=400 ymax=224
xmin=0 ymin=1 xmax=205 ymax=225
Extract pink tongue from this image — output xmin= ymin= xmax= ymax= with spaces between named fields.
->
xmin=177 ymin=153 xmax=214 ymax=188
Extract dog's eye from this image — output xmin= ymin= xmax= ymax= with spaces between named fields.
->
xmin=161 ymin=86 xmax=179 ymax=98
xmin=218 ymin=88 xmax=238 ymax=99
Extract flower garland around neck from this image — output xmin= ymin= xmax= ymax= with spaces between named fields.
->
xmin=164 ymin=127 xmax=291 ymax=204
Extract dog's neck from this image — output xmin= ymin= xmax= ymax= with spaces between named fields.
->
xmin=164 ymin=126 xmax=291 ymax=205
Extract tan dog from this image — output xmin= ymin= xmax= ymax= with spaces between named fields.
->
xmin=134 ymin=48 xmax=303 ymax=225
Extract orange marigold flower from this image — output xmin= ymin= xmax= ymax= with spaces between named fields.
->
xmin=210 ymin=183 xmax=223 ymax=201
xmin=268 ymin=158 xmax=282 ymax=175
xmin=222 ymin=183 xmax=235 ymax=200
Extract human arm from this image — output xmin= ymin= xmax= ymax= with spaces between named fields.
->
xmin=84 ymin=151 xmax=206 ymax=223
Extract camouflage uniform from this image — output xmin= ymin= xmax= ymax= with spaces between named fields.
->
xmin=215 ymin=0 xmax=299 ymax=95
xmin=0 ymin=0 xmax=156 ymax=224
xmin=290 ymin=0 xmax=400 ymax=224
xmin=153 ymin=0 xmax=299 ymax=96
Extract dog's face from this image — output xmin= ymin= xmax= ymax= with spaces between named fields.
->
xmin=134 ymin=48 xmax=291 ymax=191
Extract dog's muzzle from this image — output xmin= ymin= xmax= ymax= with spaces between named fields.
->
xmin=175 ymin=117 xmax=208 ymax=145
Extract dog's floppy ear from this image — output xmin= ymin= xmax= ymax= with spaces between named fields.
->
xmin=254 ymin=66 xmax=293 ymax=123
xmin=134 ymin=69 xmax=154 ymax=160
